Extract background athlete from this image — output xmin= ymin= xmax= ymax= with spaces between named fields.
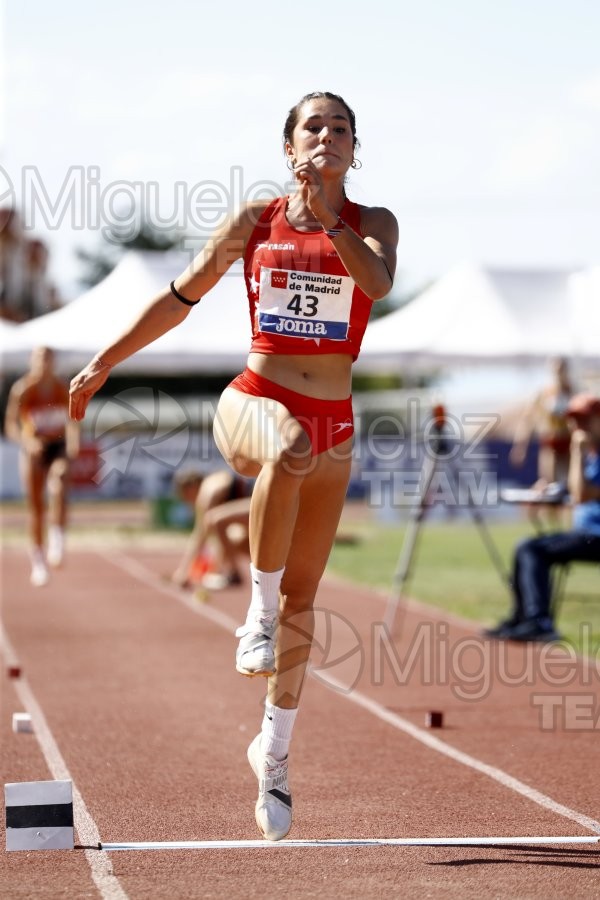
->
xmin=69 ymin=91 xmax=398 ymax=841
xmin=171 ymin=467 xmax=252 ymax=590
xmin=5 ymin=346 xmax=80 ymax=586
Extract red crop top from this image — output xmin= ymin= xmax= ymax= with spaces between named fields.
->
xmin=19 ymin=381 xmax=69 ymax=440
xmin=243 ymin=196 xmax=373 ymax=360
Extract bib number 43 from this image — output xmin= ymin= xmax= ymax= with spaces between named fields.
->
xmin=286 ymin=294 xmax=319 ymax=318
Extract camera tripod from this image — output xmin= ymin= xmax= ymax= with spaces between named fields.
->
xmin=383 ymin=424 xmax=512 ymax=632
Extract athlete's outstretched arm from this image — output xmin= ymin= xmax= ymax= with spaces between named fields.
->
xmin=68 ymin=289 xmax=192 ymax=421
xmin=69 ymin=207 xmax=258 ymax=422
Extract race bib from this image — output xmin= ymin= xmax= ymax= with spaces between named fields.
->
xmin=258 ymin=267 xmax=354 ymax=340
xmin=29 ymin=407 xmax=68 ymax=435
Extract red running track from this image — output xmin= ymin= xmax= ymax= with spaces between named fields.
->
xmin=1 ymin=542 xmax=600 ymax=899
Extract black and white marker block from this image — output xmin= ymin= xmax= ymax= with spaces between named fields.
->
xmin=5 ymin=780 xmax=74 ymax=851
xmin=12 ymin=713 xmax=34 ymax=733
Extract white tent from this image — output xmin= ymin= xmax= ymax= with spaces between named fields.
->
xmin=2 ymin=256 xmax=598 ymax=376
xmin=0 ymin=251 xmax=252 ymax=374
xmin=0 ymin=318 xmax=20 ymax=377
xmin=568 ymin=266 xmax=600 ymax=361
xmin=356 ymin=263 xmax=600 ymax=373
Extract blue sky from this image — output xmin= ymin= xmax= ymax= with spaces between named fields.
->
xmin=2 ymin=0 xmax=599 ymax=300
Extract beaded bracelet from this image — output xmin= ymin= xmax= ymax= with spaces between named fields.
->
xmin=325 ymin=217 xmax=346 ymax=239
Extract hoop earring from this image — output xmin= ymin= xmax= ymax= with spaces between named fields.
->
xmin=351 ymin=158 xmax=362 ymax=170
xmin=286 ymin=158 xmax=296 ymax=171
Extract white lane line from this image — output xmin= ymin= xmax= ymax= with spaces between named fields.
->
xmin=318 ymin=671 xmax=600 ymax=835
xmin=98 ymin=549 xmax=238 ymax=632
xmin=100 ymin=836 xmax=600 ymax=851
xmin=103 ymin=551 xmax=600 ymax=838
xmin=1 ymin=626 xmax=130 ymax=900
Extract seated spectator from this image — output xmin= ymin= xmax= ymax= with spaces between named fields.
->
xmin=171 ymin=468 xmax=252 ymax=590
xmin=486 ymin=393 xmax=600 ymax=642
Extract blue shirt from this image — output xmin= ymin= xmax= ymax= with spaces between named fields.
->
xmin=573 ymin=451 xmax=600 ymax=536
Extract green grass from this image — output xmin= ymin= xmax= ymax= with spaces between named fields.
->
xmin=327 ymin=513 xmax=600 ymax=652
xmin=3 ymin=498 xmax=598 ymax=654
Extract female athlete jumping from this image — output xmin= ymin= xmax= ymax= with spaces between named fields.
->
xmin=69 ymin=91 xmax=398 ymax=841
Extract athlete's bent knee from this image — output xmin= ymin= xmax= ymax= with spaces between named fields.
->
xmin=228 ymin=453 xmax=260 ymax=478
xmin=48 ymin=472 xmax=68 ymax=495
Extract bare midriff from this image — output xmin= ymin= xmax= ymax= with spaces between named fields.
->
xmin=247 ymin=351 xmax=353 ymax=400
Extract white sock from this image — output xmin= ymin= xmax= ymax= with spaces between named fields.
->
xmin=261 ymin=701 xmax=298 ymax=761
xmin=31 ymin=546 xmax=46 ymax=566
xmin=49 ymin=524 xmax=64 ymax=543
xmin=247 ymin=564 xmax=284 ymax=622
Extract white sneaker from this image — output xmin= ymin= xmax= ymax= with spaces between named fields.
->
xmin=47 ymin=527 xmax=65 ymax=568
xmin=30 ymin=558 xmax=49 ymax=587
xmin=201 ymin=573 xmax=230 ymax=591
xmin=235 ymin=614 xmax=277 ymax=677
xmin=247 ymin=733 xmax=292 ymax=841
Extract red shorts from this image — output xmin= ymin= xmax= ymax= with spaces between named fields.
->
xmin=228 ymin=368 xmax=354 ymax=457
